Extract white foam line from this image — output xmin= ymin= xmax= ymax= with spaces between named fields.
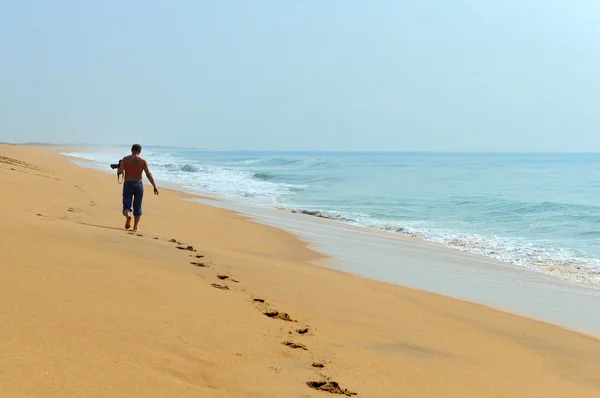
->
xmin=200 ymin=197 xmax=600 ymax=336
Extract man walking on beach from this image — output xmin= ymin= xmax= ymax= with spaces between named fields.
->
xmin=117 ymin=144 xmax=159 ymax=231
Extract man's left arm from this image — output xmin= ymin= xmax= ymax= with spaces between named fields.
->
xmin=143 ymin=160 xmax=159 ymax=195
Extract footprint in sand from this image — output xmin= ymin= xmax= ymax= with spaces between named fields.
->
xmin=191 ymin=261 xmax=208 ymax=267
xmin=211 ymin=283 xmax=229 ymax=290
xmin=217 ymin=275 xmax=239 ymax=283
xmin=177 ymin=245 xmax=196 ymax=252
xmin=312 ymin=362 xmax=325 ymax=368
xmin=282 ymin=341 xmax=308 ymax=351
xmin=254 ymin=300 xmax=297 ymax=322
xmin=264 ymin=311 xmax=296 ymax=322
xmin=306 ymin=381 xmax=356 ymax=396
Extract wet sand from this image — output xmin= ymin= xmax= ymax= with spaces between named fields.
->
xmin=1 ymin=144 xmax=600 ymax=397
xmin=210 ymin=198 xmax=600 ymax=337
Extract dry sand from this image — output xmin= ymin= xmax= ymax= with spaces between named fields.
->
xmin=1 ymin=144 xmax=600 ymax=397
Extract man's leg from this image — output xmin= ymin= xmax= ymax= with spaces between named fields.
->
xmin=122 ymin=183 xmax=133 ymax=229
xmin=132 ymin=182 xmax=144 ymax=231
xmin=133 ymin=215 xmax=141 ymax=231
xmin=123 ymin=210 xmax=132 ymax=230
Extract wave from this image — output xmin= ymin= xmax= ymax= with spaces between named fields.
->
xmin=180 ymin=164 xmax=199 ymax=173
xmin=253 ymin=171 xmax=275 ymax=180
xmin=280 ymin=206 xmax=600 ymax=286
xmin=232 ymin=156 xmax=328 ymax=169
xmin=61 ymin=151 xmax=122 ymax=164
xmin=61 ymin=149 xmax=600 ymax=287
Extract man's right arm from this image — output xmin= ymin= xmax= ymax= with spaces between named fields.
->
xmin=144 ymin=161 xmax=159 ymax=194
xmin=117 ymin=157 xmax=125 ymax=176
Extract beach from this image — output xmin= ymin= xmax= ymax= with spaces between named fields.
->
xmin=2 ymin=144 xmax=600 ymax=397
xmin=206 ymin=198 xmax=600 ymax=337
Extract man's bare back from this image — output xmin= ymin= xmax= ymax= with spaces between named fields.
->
xmin=122 ymin=154 xmax=149 ymax=182
xmin=119 ymin=153 xmax=158 ymax=194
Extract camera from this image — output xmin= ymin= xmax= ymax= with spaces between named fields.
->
xmin=110 ymin=159 xmax=121 ymax=170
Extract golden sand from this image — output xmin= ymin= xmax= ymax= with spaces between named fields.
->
xmin=1 ymin=144 xmax=599 ymax=397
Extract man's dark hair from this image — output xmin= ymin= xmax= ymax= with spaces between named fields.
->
xmin=131 ymin=144 xmax=142 ymax=153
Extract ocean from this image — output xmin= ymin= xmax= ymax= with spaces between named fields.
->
xmin=63 ymin=149 xmax=600 ymax=286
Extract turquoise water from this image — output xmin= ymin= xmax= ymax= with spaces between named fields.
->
xmin=64 ymin=150 xmax=600 ymax=285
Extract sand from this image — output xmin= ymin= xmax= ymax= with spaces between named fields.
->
xmin=1 ymin=144 xmax=600 ymax=397
xmin=217 ymin=198 xmax=600 ymax=337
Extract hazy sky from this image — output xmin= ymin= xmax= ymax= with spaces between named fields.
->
xmin=2 ymin=0 xmax=600 ymax=151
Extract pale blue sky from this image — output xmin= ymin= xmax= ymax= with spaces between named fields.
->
xmin=1 ymin=0 xmax=600 ymax=151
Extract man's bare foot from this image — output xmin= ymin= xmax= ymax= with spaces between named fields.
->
xmin=123 ymin=210 xmax=132 ymax=229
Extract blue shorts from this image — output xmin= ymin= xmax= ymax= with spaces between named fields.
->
xmin=122 ymin=181 xmax=144 ymax=216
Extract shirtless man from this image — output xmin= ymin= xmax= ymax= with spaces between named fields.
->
xmin=117 ymin=144 xmax=159 ymax=231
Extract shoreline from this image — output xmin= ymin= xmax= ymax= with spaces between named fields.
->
xmin=59 ymin=149 xmax=600 ymax=289
xmin=3 ymin=144 xmax=600 ymax=397
xmin=201 ymin=195 xmax=600 ymax=338
xmin=61 ymin=147 xmax=600 ymax=336
xmin=249 ymin=205 xmax=600 ymax=288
